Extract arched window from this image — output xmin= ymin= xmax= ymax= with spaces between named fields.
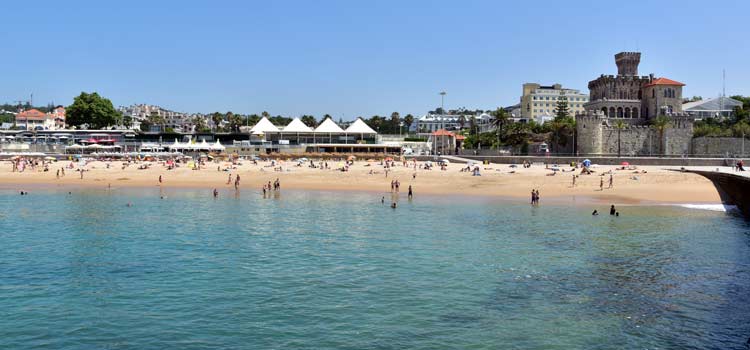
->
xmin=625 ymin=107 xmax=631 ymax=118
xmin=610 ymin=107 xmax=616 ymax=117
xmin=632 ymin=108 xmax=638 ymax=118
xmin=601 ymin=107 xmax=608 ymax=116
xmin=617 ymin=107 xmax=624 ymax=118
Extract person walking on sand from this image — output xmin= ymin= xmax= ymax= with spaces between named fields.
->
xmin=56 ymin=169 xmax=60 ymax=179
xmin=608 ymin=174 xmax=613 ymax=189
xmin=600 ymin=177 xmax=604 ymax=191
xmin=159 ymin=175 xmax=162 ymax=184
xmin=572 ymin=174 xmax=576 ymax=187
xmin=226 ymin=173 xmax=232 ymax=185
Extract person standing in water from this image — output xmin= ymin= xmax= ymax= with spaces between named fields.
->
xmin=610 ymin=205 xmax=616 ymax=215
xmin=213 ymin=188 xmax=218 ymax=198
xmin=408 ymin=185 xmax=413 ymax=199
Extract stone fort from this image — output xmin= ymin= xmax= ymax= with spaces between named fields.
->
xmin=576 ymin=52 xmax=695 ymax=156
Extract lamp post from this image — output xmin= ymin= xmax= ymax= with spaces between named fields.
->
xmin=440 ymin=91 xmax=446 ymax=155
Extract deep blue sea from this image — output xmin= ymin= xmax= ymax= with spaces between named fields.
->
xmin=1 ymin=187 xmax=749 ymax=349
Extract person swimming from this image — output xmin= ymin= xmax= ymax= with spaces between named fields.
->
xmin=592 ymin=210 xmax=598 ymax=215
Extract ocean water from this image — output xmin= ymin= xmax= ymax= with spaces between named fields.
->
xmin=1 ymin=187 xmax=749 ymax=350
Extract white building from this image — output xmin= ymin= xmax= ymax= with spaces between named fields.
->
xmin=414 ymin=110 xmax=493 ymax=133
xmin=520 ymin=83 xmax=588 ymax=122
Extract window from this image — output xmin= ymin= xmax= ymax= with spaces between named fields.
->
xmin=652 ymin=90 xmax=655 ymax=98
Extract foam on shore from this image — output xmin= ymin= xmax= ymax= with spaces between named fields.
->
xmin=677 ymin=204 xmax=737 ymax=212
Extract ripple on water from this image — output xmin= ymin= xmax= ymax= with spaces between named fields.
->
xmin=0 ymin=189 xmax=748 ymax=349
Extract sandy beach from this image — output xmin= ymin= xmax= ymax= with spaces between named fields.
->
xmin=0 ymin=158 xmax=728 ymax=204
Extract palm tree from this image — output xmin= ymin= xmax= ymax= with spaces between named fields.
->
xmin=457 ymin=115 xmax=466 ymax=130
xmin=403 ymin=114 xmax=414 ymax=134
xmin=490 ymin=108 xmax=509 ymax=147
xmin=651 ymin=115 xmax=672 ymax=155
xmin=614 ymin=120 xmax=626 ymax=157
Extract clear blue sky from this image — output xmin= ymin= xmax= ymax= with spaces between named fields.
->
xmin=2 ymin=0 xmax=748 ymax=119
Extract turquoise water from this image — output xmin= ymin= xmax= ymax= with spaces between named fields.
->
xmin=1 ymin=188 xmax=749 ymax=349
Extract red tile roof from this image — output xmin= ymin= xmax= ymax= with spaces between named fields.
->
xmin=644 ymin=77 xmax=685 ymax=87
xmin=16 ymin=109 xmax=50 ymax=120
xmin=431 ymin=129 xmax=455 ymax=136
xmin=455 ymin=134 xmax=466 ymax=140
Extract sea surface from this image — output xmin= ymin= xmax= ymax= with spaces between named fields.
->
xmin=1 ymin=187 xmax=749 ymax=349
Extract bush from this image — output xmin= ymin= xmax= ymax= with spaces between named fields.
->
xmin=404 ymin=137 xmax=427 ymax=142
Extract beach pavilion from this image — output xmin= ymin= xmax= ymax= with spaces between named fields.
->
xmin=250 ymin=117 xmax=280 ymax=143
xmin=313 ymin=117 xmax=346 ymax=144
xmin=279 ymin=117 xmax=314 ymax=144
xmin=344 ymin=118 xmax=377 ymax=143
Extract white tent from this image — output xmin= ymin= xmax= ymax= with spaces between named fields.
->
xmin=283 ymin=117 xmax=313 ymax=132
xmin=211 ymin=140 xmax=225 ymax=151
xmin=314 ymin=117 xmax=345 ymax=144
xmin=250 ymin=116 xmax=280 ymax=135
xmin=345 ymin=118 xmax=377 ymax=134
xmin=314 ymin=118 xmax=344 ymax=133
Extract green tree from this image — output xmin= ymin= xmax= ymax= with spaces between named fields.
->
xmin=390 ymin=112 xmax=401 ymax=134
xmin=261 ymin=111 xmax=271 ymax=118
xmin=490 ymin=108 xmax=510 ymax=146
xmin=403 ymin=114 xmax=414 ymax=133
xmin=246 ymin=114 xmax=261 ymax=126
xmin=651 ymin=115 xmax=672 ymax=155
xmin=226 ymin=111 xmax=243 ymax=132
xmin=554 ymin=94 xmax=570 ymax=119
xmin=366 ymin=115 xmax=384 ymax=133
xmin=614 ymin=120 xmax=626 ymax=157
xmin=301 ymin=115 xmax=317 ymax=128
xmin=191 ymin=116 xmax=208 ymax=133
xmin=66 ymin=92 xmax=121 ymax=129
xmin=123 ymin=115 xmax=133 ymax=129
xmin=211 ymin=112 xmax=224 ymax=132
xmin=457 ymin=115 xmax=466 ymax=130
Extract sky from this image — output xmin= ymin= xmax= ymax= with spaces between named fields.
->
xmin=2 ymin=0 xmax=749 ymax=119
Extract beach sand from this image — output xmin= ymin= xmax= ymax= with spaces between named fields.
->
xmin=0 ymin=159 xmax=726 ymax=204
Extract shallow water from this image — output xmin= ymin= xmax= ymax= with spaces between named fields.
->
xmin=1 ymin=188 xmax=749 ymax=349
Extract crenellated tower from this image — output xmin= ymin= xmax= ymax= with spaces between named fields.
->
xmin=615 ymin=52 xmax=641 ymax=76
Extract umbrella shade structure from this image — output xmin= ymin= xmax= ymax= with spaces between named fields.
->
xmin=347 ymin=155 xmax=356 ymax=161
xmin=44 ymin=156 xmax=56 ymax=160
xmin=582 ymin=159 xmax=592 ymax=167
xmin=384 ymin=157 xmax=393 ymax=161
xmin=621 ymin=161 xmax=630 ymax=166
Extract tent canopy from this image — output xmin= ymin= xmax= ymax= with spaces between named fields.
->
xmin=250 ymin=117 xmax=280 ymax=134
xmin=283 ymin=118 xmax=313 ymax=132
xmin=314 ymin=118 xmax=345 ymax=133
xmin=345 ymin=118 xmax=377 ymax=134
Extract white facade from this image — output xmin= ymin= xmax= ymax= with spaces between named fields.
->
xmin=415 ymin=112 xmax=493 ymax=133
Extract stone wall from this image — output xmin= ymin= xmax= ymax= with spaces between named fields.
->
xmin=600 ymin=126 xmax=655 ymax=156
xmin=691 ymin=137 xmax=750 ymax=157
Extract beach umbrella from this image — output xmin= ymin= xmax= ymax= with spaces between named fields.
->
xmin=621 ymin=161 xmax=630 ymax=166
xmin=583 ymin=159 xmax=591 ymax=167
xmin=44 ymin=156 xmax=56 ymax=161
